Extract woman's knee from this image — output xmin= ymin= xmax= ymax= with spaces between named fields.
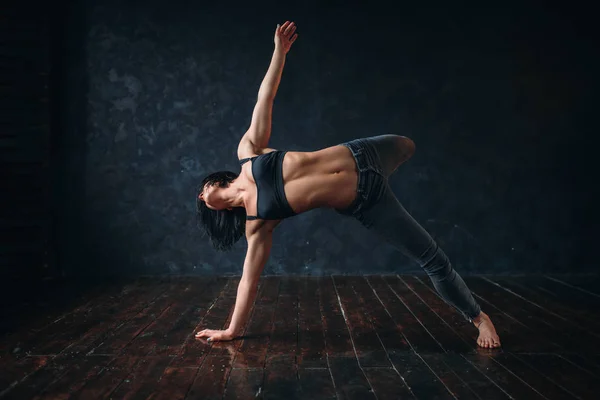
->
xmin=395 ymin=135 xmax=415 ymax=165
xmin=369 ymin=134 xmax=415 ymax=175
xmin=420 ymin=242 xmax=453 ymax=279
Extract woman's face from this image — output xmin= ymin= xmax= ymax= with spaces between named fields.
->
xmin=198 ymin=184 xmax=226 ymax=211
xmin=198 ymin=183 xmax=219 ymax=210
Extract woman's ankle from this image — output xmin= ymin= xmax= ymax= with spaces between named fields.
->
xmin=471 ymin=311 xmax=486 ymax=327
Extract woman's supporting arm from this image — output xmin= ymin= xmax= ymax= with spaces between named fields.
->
xmin=226 ymin=229 xmax=273 ymax=336
xmin=194 ymin=228 xmax=272 ymax=342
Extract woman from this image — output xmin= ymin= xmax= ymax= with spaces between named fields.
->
xmin=195 ymin=21 xmax=501 ymax=348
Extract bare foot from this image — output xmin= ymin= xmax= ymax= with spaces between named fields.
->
xmin=472 ymin=311 xmax=501 ymax=348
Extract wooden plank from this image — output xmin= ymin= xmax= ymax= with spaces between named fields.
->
xmin=521 ymin=276 xmax=600 ymax=316
xmin=490 ymin=277 xmax=600 ymax=332
xmin=559 ymin=353 xmax=600 ymax=377
xmin=463 ymin=353 xmax=545 ymax=399
xmin=513 ymin=353 xmax=600 ymax=399
xmin=171 ymin=277 xmax=239 ymax=367
xmin=178 ymin=275 xmax=267 ymax=400
xmin=103 ymin=356 xmax=173 ymax=399
xmin=484 ymin=281 xmax=600 ymax=352
xmin=264 ymin=277 xmax=298 ymax=359
xmin=186 ymin=354 xmax=232 ymax=400
xmin=439 ymin=352 xmax=520 ymax=400
xmin=297 ymin=368 xmax=336 ymax=400
xmin=139 ymin=365 xmax=198 ymax=400
xmin=538 ymin=277 xmax=600 ymax=316
xmin=223 ymin=368 xmax=265 ymax=400
xmin=549 ymin=275 xmax=600 ymax=296
xmin=297 ymin=277 xmax=327 ymax=368
xmin=261 ymin=277 xmax=300 ymax=398
xmin=263 ymin=354 xmax=301 ymax=400
xmin=49 ymin=355 xmax=135 ymax=400
xmin=0 ymin=356 xmax=77 ymax=399
xmin=388 ymin=351 xmax=454 ymax=400
xmin=0 ymin=356 xmax=50 ymax=398
xmin=153 ymin=277 xmax=228 ymax=356
xmin=63 ymin=279 xmax=173 ymax=356
xmin=385 ymin=275 xmax=472 ymax=354
xmin=27 ymin=356 xmax=107 ymax=398
xmin=473 ymin=278 xmax=600 ymax=352
xmin=123 ymin=278 xmax=218 ymax=356
xmin=418 ymin=354 xmax=485 ymax=400
xmin=401 ymin=276 xmax=478 ymax=348
xmin=350 ymin=276 xmax=412 ymax=354
xmin=197 ymin=278 xmax=264 ymax=360
xmin=328 ymin=355 xmax=376 ymax=399
xmin=87 ymin=279 xmax=190 ymax=356
xmin=422 ymin=275 xmax=550 ymax=352
xmin=332 ymin=276 xmax=390 ymax=367
xmin=367 ymin=276 xmax=443 ymax=353
xmin=0 ymin=279 xmax=113 ymax=356
xmin=319 ymin=276 xmax=355 ymax=357
xmin=490 ymin=352 xmax=575 ymax=400
xmin=11 ymin=278 xmax=167 ymax=357
xmin=7 ymin=275 xmax=600 ymax=400
xmin=362 ymin=367 xmax=415 ymax=400
xmin=231 ymin=277 xmax=280 ymax=369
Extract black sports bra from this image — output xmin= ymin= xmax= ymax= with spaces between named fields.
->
xmin=239 ymin=151 xmax=297 ymax=220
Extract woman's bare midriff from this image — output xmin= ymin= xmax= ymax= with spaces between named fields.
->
xmin=281 ymin=145 xmax=358 ymax=213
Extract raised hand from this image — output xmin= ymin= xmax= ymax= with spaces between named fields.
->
xmin=274 ymin=21 xmax=298 ymax=54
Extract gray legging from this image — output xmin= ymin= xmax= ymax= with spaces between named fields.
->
xmin=335 ymin=134 xmax=481 ymax=322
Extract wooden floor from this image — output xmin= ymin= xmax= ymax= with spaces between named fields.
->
xmin=1 ymin=275 xmax=600 ymax=399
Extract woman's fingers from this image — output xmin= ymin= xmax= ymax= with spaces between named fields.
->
xmin=290 ymin=33 xmax=298 ymax=44
xmin=279 ymin=21 xmax=290 ymax=34
xmin=195 ymin=329 xmax=213 ymax=337
xmin=196 ymin=329 xmax=217 ymax=342
xmin=284 ymin=22 xmax=295 ymax=35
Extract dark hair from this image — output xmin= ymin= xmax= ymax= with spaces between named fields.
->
xmin=196 ymin=171 xmax=246 ymax=251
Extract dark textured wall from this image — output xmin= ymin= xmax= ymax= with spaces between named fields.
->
xmin=58 ymin=0 xmax=597 ymax=277
xmin=1 ymin=4 xmax=55 ymax=281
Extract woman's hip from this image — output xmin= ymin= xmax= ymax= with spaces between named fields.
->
xmin=334 ymin=136 xmax=389 ymax=216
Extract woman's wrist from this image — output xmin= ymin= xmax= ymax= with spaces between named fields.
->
xmin=225 ymin=326 xmax=239 ymax=337
xmin=274 ymin=45 xmax=286 ymax=56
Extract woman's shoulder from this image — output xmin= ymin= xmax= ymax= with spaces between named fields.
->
xmin=245 ymin=217 xmax=282 ymax=236
xmin=237 ymin=137 xmax=278 ymax=161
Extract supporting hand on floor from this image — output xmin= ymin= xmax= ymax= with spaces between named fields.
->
xmin=195 ymin=328 xmax=236 ymax=342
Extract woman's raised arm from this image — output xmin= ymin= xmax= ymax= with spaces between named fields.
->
xmin=237 ymin=21 xmax=298 ymax=158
